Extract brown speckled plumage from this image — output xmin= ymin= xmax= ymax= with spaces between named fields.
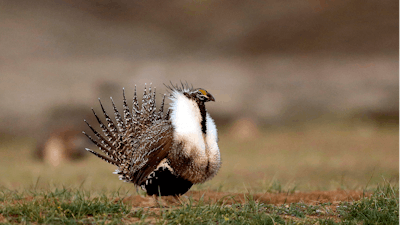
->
xmin=83 ymin=83 xmax=221 ymax=196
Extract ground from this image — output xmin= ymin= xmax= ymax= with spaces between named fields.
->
xmin=0 ymin=123 xmax=398 ymax=224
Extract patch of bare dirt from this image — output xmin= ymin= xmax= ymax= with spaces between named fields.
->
xmin=121 ymin=190 xmax=370 ymax=207
xmin=188 ymin=190 xmax=369 ymax=205
xmin=0 ymin=214 xmax=7 ymax=223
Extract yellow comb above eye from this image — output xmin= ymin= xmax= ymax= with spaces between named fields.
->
xmin=198 ymin=89 xmax=208 ymax=95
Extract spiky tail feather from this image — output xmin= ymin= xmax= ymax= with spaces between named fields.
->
xmin=84 ymin=84 xmax=170 ymax=184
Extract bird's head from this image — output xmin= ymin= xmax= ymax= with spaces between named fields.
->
xmin=166 ymin=82 xmax=215 ymax=135
xmin=191 ymin=88 xmax=215 ymax=102
xmin=165 ymin=82 xmax=215 ymax=103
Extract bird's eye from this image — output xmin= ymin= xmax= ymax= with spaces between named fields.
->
xmin=198 ymin=89 xmax=208 ymax=96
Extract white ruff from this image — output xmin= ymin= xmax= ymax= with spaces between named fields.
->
xmin=169 ymin=91 xmax=206 ymax=154
xmin=169 ymin=90 xmax=221 ymax=182
xmin=205 ymin=113 xmax=221 ymax=163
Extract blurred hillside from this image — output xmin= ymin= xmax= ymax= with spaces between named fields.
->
xmin=1 ymin=0 xmax=398 ymax=58
xmin=0 ymin=0 xmax=398 ymax=139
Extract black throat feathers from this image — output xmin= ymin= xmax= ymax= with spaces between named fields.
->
xmin=185 ymin=92 xmax=207 ymax=134
xmin=197 ymin=101 xmax=207 ymax=134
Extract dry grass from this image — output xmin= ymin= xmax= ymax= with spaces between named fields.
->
xmin=214 ymin=123 xmax=399 ymax=192
xmin=0 ymin=123 xmax=398 ymax=224
xmin=0 ymin=122 xmax=397 ymax=193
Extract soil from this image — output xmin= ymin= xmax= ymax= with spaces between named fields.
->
xmin=121 ymin=190 xmax=369 ymax=207
xmin=118 ymin=190 xmax=370 ymax=223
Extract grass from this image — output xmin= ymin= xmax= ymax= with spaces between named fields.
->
xmin=0 ymin=123 xmax=398 ymax=192
xmin=337 ymin=181 xmax=399 ymax=224
xmin=0 ymin=188 xmax=130 ymax=224
xmin=0 ymin=123 xmax=398 ymax=223
xmin=0 ymin=182 xmax=398 ymax=224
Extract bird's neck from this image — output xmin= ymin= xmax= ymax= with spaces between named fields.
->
xmin=196 ymin=100 xmax=207 ymax=134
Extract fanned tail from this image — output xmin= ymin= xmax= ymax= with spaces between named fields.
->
xmin=157 ymin=94 xmax=166 ymax=120
xmin=98 ymin=99 xmax=119 ymax=144
xmin=85 ymin=148 xmax=118 ymax=166
xmin=83 ymin=84 xmax=171 ymax=185
xmin=110 ymin=97 xmax=125 ymax=134
xmin=122 ymin=88 xmax=132 ymax=128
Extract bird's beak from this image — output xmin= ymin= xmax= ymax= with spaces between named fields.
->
xmin=207 ymin=93 xmax=215 ymax=102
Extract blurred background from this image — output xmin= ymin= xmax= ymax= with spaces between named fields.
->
xmin=0 ymin=0 xmax=398 ymax=191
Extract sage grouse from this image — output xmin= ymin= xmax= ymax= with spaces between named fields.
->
xmin=83 ymin=83 xmax=221 ymax=196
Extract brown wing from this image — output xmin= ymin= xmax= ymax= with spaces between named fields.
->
xmin=130 ymin=121 xmax=174 ymax=186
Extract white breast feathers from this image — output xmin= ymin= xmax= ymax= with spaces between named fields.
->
xmin=169 ymin=90 xmax=221 ymax=182
xmin=169 ymin=91 xmax=206 ymax=152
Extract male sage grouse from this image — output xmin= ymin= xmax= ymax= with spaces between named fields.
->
xmin=83 ymin=83 xmax=221 ymax=196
